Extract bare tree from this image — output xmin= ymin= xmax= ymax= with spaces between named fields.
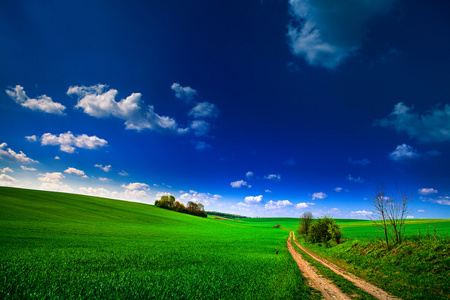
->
xmin=386 ymin=187 xmax=413 ymax=244
xmin=298 ymin=212 xmax=313 ymax=235
xmin=369 ymin=184 xmax=390 ymax=250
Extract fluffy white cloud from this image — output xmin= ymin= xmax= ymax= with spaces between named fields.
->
xmin=0 ymin=174 xmax=17 ymax=186
xmin=418 ymin=188 xmax=438 ymax=196
xmin=21 ymin=166 xmax=37 ymax=171
xmin=346 ymin=174 xmax=364 ymax=183
xmin=171 ymin=83 xmax=197 ymax=103
xmin=246 ymin=171 xmax=254 ymax=179
xmin=1 ymin=167 xmax=13 ymax=173
xmin=79 ymin=187 xmax=119 ymax=199
xmin=6 ymin=85 xmax=66 ymax=115
xmin=68 ymin=84 xmax=188 ymax=134
xmin=95 ymin=164 xmax=112 ymax=172
xmin=295 ymin=202 xmax=314 ymax=209
xmin=230 ymin=180 xmax=251 ymax=188
xmin=38 ymin=172 xmax=73 ymax=192
xmin=244 ymin=195 xmax=263 ymax=204
xmin=389 ymin=144 xmax=420 ymax=161
xmin=312 ymin=192 xmax=327 ymax=200
xmin=265 ymin=200 xmax=293 ymax=210
xmin=179 ymin=190 xmax=222 ymax=205
xmin=25 ymin=135 xmax=37 ymax=142
xmin=421 ymin=195 xmax=450 ymax=206
xmin=376 ymin=102 xmax=450 ymax=142
xmin=190 ymin=120 xmax=210 ymax=137
xmin=188 ymin=102 xmax=219 ymax=119
xmin=41 ymin=131 xmax=107 ymax=153
xmin=0 ymin=143 xmax=38 ymax=164
xmin=265 ymin=174 xmax=281 ymax=181
xmin=64 ymin=167 xmax=86 ymax=177
xmin=121 ymin=182 xmax=150 ymax=190
xmin=287 ymin=0 xmax=396 ymax=69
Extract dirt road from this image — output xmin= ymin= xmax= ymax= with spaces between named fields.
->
xmin=287 ymin=231 xmax=351 ymax=300
xmin=288 ymin=231 xmax=401 ymax=300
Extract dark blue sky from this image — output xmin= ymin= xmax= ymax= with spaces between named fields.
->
xmin=1 ymin=0 xmax=450 ymax=218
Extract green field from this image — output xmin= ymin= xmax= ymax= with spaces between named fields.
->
xmin=0 ymin=187 xmax=318 ymax=299
xmin=1 ymin=187 xmax=449 ymax=299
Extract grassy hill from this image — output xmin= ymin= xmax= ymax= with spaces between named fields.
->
xmin=0 ymin=187 xmax=318 ymax=300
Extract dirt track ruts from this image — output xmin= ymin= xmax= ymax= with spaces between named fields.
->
xmin=288 ymin=231 xmax=401 ymax=300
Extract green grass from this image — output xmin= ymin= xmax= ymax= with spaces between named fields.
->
xmin=295 ymin=219 xmax=450 ymax=300
xmin=0 ymin=187 xmax=319 ymax=300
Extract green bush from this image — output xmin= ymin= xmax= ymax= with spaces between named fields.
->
xmin=307 ymin=216 xmax=341 ymax=244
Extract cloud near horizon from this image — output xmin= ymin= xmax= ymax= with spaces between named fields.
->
xmin=0 ymin=143 xmax=38 ymax=164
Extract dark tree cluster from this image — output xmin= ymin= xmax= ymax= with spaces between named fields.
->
xmin=298 ymin=213 xmax=342 ymax=245
xmin=154 ymin=195 xmax=207 ymax=218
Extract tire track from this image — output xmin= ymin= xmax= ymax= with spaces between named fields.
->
xmin=287 ymin=231 xmax=351 ymax=300
xmin=291 ymin=231 xmax=401 ymax=300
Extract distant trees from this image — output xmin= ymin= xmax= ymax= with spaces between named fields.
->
xmin=298 ymin=213 xmax=342 ymax=245
xmin=155 ymin=195 xmax=207 ymax=218
xmin=370 ymin=184 xmax=413 ymax=249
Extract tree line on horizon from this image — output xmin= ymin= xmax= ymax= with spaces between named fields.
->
xmin=154 ymin=195 xmax=207 ymax=218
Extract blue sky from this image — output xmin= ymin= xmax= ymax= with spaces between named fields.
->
xmin=1 ymin=0 xmax=450 ymax=218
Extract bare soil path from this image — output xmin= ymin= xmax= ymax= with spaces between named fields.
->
xmin=290 ymin=231 xmax=401 ymax=300
xmin=287 ymin=231 xmax=351 ymax=300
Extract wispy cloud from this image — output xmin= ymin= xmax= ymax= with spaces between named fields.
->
xmin=95 ymin=164 xmax=112 ymax=172
xmin=346 ymin=174 xmax=364 ymax=183
xmin=1 ymin=167 xmax=14 ymax=173
xmin=287 ymin=0 xmax=396 ymax=69
xmin=6 ymin=85 xmax=66 ymax=115
xmin=230 ymin=180 xmax=251 ymax=188
xmin=180 ymin=190 xmax=222 ymax=206
xmin=21 ymin=166 xmax=37 ymax=171
xmin=0 ymin=142 xmax=38 ymax=164
xmin=264 ymin=174 xmax=281 ymax=182
xmin=188 ymin=102 xmax=219 ymax=119
xmin=376 ymin=102 xmax=450 ymax=142
xmin=348 ymin=157 xmax=370 ymax=166
xmin=0 ymin=174 xmax=17 ymax=186
xmin=171 ymin=83 xmax=197 ymax=103
xmin=418 ymin=188 xmax=437 ymax=196
xmin=41 ymin=132 xmax=107 ymax=153
xmin=311 ymin=192 xmax=327 ymax=200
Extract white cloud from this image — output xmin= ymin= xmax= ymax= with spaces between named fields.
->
xmin=41 ymin=131 xmax=107 ymax=153
xmin=230 ymin=180 xmax=251 ymax=188
xmin=188 ymin=102 xmax=219 ymax=119
xmin=348 ymin=157 xmax=370 ymax=166
xmin=376 ymin=102 xmax=450 ymax=142
xmin=418 ymin=188 xmax=438 ymax=196
xmin=190 ymin=120 xmax=211 ymax=136
xmin=244 ymin=195 xmax=263 ymax=204
xmin=334 ymin=187 xmax=343 ymax=192
xmin=68 ymin=84 xmax=188 ymax=134
xmin=0 ymin=174 xmax=17 ymax=186
xmin=265 ymin=174 xmax=281 ymax=181
xmin=295 ymin=202 xmax=314 ymax=209
xmin=64 ymin=167 xmax=86 ymax=177
xmin=55 ymin=156 xmax=60 ymax=160
xmin=155 ymin=191 xmax=173 ymax=200
xmin=0 ymin=143 xmax=38 ymax=163
xmin=195 ymin=141 xmax=212 ymax=150
xmin=38 ymin=172 xmax=73 ymax=192
xmin=179 ymin=190 xmax=222 ymax=205
xmin=421 ymin=195 xmax=450 ymax=206
xmin=119 ymin=170 xmax=129 ymax=176
xmin=264 ymin=189 xmax=272 ymax=193
xmin=79 ymin=187 xmax=119 ymax=199
xmin=351 ymin=210 xmax=372 ymax=217
xmin=1 ymin=167 xmax=13 ymax=173
xmin=25 ymin=135 xmax=37 ymax=142
xmin=287 ymin=0 xmax=396 ymax=69
xmin=406 ymin=216 xmax=415 ymax=219
xmin=312 ymin=192 xmax=327 ymax=200
xmin=246 ymin=171 xmax=254 ymax=179
xmin=265 ymin=200 xmax=293 ymax=210
xmin=95 ymin=164 xmax=112 ymax=172
xmin=21 ymin=166 xmax=37 ymax=171
xmin=6 ymin=85 xmax=66 ymax=115
xmin=98 ymin=177 xmax=111 ymax=182
xmin=171 ymin=83 xmax=197 ymax=103
xmin=346 ymin=174 xmax=364 ymax=183
xmin=121 ymin=182 xmax=150 ymax=191
xmin=418 ymin=210 xmax=425 ymax=213
xmin=389 ymin=144 xmax=420 ymax=161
